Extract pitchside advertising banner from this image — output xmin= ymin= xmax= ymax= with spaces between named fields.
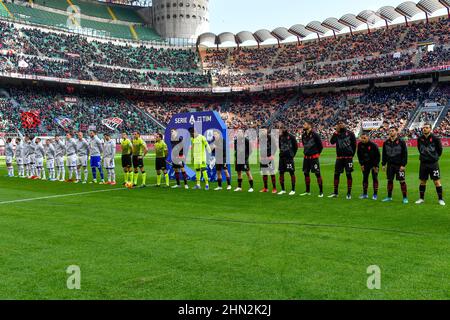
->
xmin=164 ymin=111 xmax=231 ymax=182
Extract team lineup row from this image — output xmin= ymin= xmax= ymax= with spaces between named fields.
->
xmin=3 ymin=123 xmax=446 ymax=206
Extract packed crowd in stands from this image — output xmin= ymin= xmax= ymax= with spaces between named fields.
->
xmin=204 ymin=17 xmax=450 ymax=87
xmin=0 ymin=83 xmax=449 ymax=139
xmin=0 ymin=86 xmax=159 ymax=135
xmin=0 ymin=21 xmax=210 ymax=88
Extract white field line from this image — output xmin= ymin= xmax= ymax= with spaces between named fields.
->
xmin=0 ymin=187 xmax=126 ymax=205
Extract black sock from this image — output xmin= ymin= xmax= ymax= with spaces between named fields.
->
xmin=218 ymin=179 xmax=222 ymax=187
xmin=238 ymin=179 xmax=243 ymax=188
xmin=249 ymin=180 xmax=254 ymax=188
xmin=436 ymin=186 xmax=443 ymax=201
xmin=419 ymin=185 xmax=426 ymax=200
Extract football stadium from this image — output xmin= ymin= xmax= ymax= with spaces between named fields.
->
xmin=0 ymin=0 xmax=449 ymax=303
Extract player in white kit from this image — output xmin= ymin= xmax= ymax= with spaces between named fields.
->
xmin=34 ymin=138 xmax=46 ymax=180
xmin=54 ymin=135 xmax=66 ymax=181
xmin=45 ymin=139 xmax=57 ymax=181
xmin=15 ymin=137 xmax=25 ymax=177
xmin=24 ymin=136 xmax=35 ymax=178
xmin=76 ymin=132 xmax=90 ymax=184
xmin=5 ymin=138 xmax=15 ymax=177
xmin=103 ymin=133 xmax=116 ymax=185
xmin=65 ymin=132 xmax=78 ymax=182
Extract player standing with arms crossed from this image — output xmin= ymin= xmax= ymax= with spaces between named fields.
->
xmin=300 ymin=121 xmax=324 ymax=198
xmin=189 ymin=127 xmax=211 ymax=191
xmin=76 ymin=132 xmax=90 ymax=184
xmin=382 ymin=127 xmax=409 ymax=204
xmin=65 ymin=133 xmax=78 ymax=182
xmin=5 ymin=138 xmax=14 ymax=177
xmin=233 ymin=130 xmax=254 ymax=193
xmin=278 ymin=128 xmax=298 ymax=196
xmin=121 ymin=133 xmax=133 ymax=186
xmin=154 ymin=133 xmax=169 ymax=187
xmin=357 ymin=133 xmax=380 ymax=200
xmin=132 ymin=132 xmax=148 ymax=188
xmin=54 ymin=135 xmax=66 ymax=182
xmin=103 ymin=133 xmax=116 ymax=185
xmin=171 ymin=129 xmax=189 ymax=189
xmin=89 ymin=131 xmax=105 ymax=184
xmin=415 ymin=123 xmax=445 ymax=206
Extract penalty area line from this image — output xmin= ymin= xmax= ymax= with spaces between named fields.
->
xmin=0 ymin=188 xmax=127 ymax=205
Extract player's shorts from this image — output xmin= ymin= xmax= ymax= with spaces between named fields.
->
xmin=279 ymin=157 xmax=295 ymax=174
xmin=77 ymin=155 xmax=88 ymax=167
xmin=29 ymin=155 xmax=36 ymax=165
xmin=121 ymin=154 xmax=132 ymax=168
xmin=172 ymin=156 xmax=185 ymax=169
xmin=387 ymin=164 xmax=406 ymax=181
xmin=35 ymin=157 xmax=44 ymax=168
xmin=104 ymin=157 xmax=115 ymax=170
xmin=419 ymin=162 xmax=440 ymax=181
xmin=16 ymin=157 xmax=23 ymax=165
xmin=6 ymin=156 xmax=13 ymax=164
xmin=24 ymin=156 xmax=30 ymax=165
xmin=155 ymin=157 xmax=167 ymax=171
xmin=215 ymin=163 xmax=229 ymax=172
xmin=194 ymin=163 xmax=207 ymax=171
xmin=55 ymin=156 xmax=64 ymax=168
xmin=335 ymin=158 xmax=354 ymax=174
xmin=260 ymin=160 xmax=276 ymax=175
xmin=132 ymin=155 xmax=144 ymax=169
xmin=362 ymin=164 xmax=378 ymax=176
xmin=90 ymin=155 xmax=102 ymax=169
xmin=67 ymin=154 xmax=77 ymax=168
xmin=235 ymin=162 xmax=250 ymax=173
xmin=303 ymin=158 xmax=321 ymax=175
xmin=47 ymin=158 xmax=55 ymax=170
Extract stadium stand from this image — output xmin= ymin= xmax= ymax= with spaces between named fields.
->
xmin=0 ymin=85 xmax=160 ymax=134
xmin=0 ymin=2 xmax=449 ymax=141
xmin=1 ymin=0 xmax=160 ymax=41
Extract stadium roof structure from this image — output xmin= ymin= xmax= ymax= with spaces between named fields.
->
xmin=198 ymin=0 xmax=450 ymax=47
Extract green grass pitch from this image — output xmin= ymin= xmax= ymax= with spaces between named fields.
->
xmin=0 ymin=148 xmax=449 ymax=300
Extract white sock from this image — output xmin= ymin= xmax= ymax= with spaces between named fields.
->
xmin=76 ymin=168 xmax=81 ymax=180
xmin=84 ymin=168 xmax=88 ymax=182
xmin=41 ymin=168 xmax=46 ymax=179
xmin=111 ymin=170 xmax=116 ymax=183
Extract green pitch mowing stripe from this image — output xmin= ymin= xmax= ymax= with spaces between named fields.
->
xmin=0 ymin=148 xmax=449 ymax=300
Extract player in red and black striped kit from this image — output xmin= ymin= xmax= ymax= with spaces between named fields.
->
xmin=300 ymin=121 xmax=324 ymax=197
xmin=357 ymin=132 xmax=380 ymax=200
xmin=329 ymin=121 xmax=357 ymax=200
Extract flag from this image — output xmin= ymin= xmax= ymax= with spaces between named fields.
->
xmin=102 ymin=117 xmax=123 ymax=130
xmin=20 ymin=111 xmax=41 ymax=129
xmin=54 ymin=116 xmax=73 ymax=130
